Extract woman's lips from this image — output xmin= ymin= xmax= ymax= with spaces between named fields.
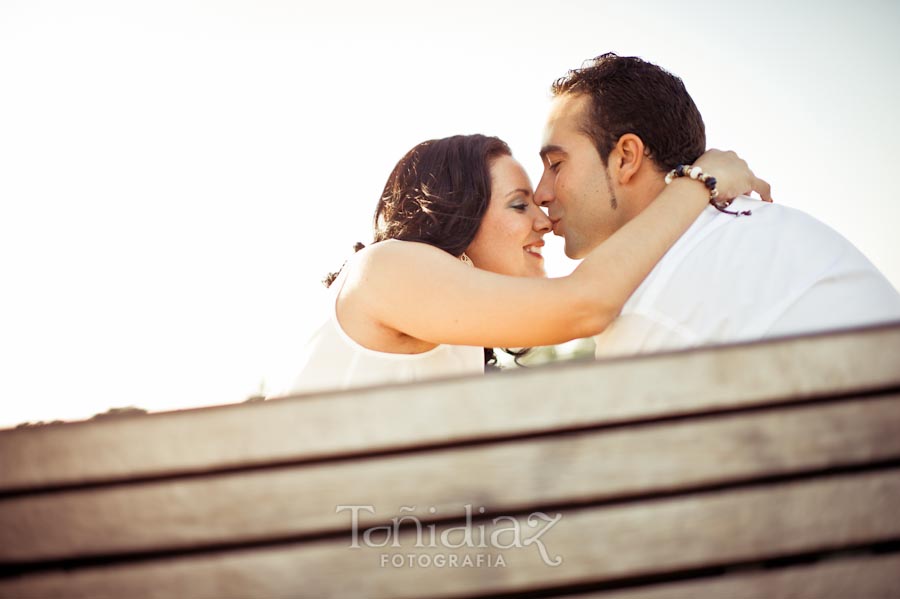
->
xmin=524 ymin=242 xmax=544 ymax=259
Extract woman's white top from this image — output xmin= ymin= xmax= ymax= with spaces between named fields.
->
xmin=287 ymin=246 xmax=485 ymax=394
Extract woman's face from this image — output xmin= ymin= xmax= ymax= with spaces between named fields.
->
xmin=465 ymin=155 xmax=551 ymax=277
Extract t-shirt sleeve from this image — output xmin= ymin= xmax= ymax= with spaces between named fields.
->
xmin=593 ymin=311 xmax=697 ymax=359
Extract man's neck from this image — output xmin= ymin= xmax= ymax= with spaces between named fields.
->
xmin=622 ymin=168 xmax=668 ymax=223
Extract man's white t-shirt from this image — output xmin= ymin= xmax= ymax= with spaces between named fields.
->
xmin=593 ymin=197 xmax=900 ymax=358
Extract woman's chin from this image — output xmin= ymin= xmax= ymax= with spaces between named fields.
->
xmin=525 ymin=264 xmax=547 ymax=278
xmin=489 ymin=259 xmax=546 ymax=278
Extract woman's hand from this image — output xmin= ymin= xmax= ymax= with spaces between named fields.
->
xmin=693 ymin=149 xmax=773 ymax=203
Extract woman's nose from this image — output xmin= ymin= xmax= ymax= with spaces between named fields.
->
xmin=533 ymin=205 xmax=552 ymax=233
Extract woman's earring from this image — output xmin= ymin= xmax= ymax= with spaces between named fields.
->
xmin=459 ymin=253 xmax=474 ymax=266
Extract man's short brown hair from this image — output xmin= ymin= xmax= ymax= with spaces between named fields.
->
xmin=552 ymin=53 xmax=706 ymax=171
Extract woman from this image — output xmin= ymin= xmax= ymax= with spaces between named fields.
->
xmin=288 ymin=135 xmax=768 ymax=393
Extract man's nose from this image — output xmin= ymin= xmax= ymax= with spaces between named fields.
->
xmin=534 ymin=171 xmax=554 ymax=207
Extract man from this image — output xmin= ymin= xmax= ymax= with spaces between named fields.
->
xmin=535 ymin=53 xmax=900 ymax=357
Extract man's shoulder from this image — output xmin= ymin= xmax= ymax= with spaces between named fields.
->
xmin=688 ymin=198 xmax=855 ymax=257
xmin=633 ymin=197 xmax=874 ymax=310
xmin=703 ymin=197 xmax=834 ymax=233
xmin=609 ymin=199 xmax=898 ymax=354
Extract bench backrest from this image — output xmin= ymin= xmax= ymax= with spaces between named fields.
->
xmin=2 ymin=324 xmax=899 ymax=597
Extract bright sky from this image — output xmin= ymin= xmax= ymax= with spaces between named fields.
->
xmin=2 ymin=0 xmax=899 ymax=428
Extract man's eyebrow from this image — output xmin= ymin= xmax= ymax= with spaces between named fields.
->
xmin=539 ymin=145 xmax=565 ymax=160
xmin=505 ymin=187 xmax=533 ymax=199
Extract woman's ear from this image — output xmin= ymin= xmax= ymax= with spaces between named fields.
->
xmin=610 ymin=134 xmax=645 ymax=185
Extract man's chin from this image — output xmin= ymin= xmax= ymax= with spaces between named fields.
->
xmin=565 ymin=233 xmax=609 ymax=260
xmin=564 ymin=241 xmax=588 ymax=260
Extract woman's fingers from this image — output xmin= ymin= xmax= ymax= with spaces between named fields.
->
xmin=695 ymin=148 xmax=773 ymax=204
xmin=752 ymin=175 xmax=774 ymax=203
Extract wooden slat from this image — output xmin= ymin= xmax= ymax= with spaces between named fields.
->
xmin=1 ymin=324 xmax=898 ymax=494
xmin=3 ymin=394 xmax=899 ymax=564
xmin=1 ymin=470 xmax=898 ymax=599
xmin=578 ymin=553 xmax=900 ymax=599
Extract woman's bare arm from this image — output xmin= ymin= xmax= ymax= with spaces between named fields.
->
xmin=355 ymin=150 xmax=770 ymax=348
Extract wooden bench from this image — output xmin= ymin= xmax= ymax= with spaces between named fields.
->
xmin=1 ymin=323 xmax=899 ymax=598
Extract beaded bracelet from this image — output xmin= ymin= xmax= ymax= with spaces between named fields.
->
xmin=664 ymin=164 xmax=751 ymax=216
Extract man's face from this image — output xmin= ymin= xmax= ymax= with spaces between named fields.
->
xmin=535 ymin=93 xmax=627 ymax=259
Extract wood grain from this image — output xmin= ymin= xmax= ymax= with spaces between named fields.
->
xmin=576 ymin=552 xmax=900 ymax=599
xmin=2 ymin=324 xmax=899 ymax=494
xmin=2 ymin=468 xmax=898 ymax=598
xmin=3 ymin=394 xmax=899 ymax=564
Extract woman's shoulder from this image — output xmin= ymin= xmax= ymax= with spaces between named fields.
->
xmin=363 ymin=238 xmax=446 ymax=256
xmin=352 ymin=239 xmax=449 ymax=272
xmin=341 ymin=240 xmax=458 ymax=314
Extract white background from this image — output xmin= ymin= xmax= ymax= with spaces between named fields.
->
xmin=2 ymin=0 xmax=898 ymax=427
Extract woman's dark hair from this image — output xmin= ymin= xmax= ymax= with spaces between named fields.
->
xmin=325 ymin=134 xmax=511 ymax=287
xmin=324 ymin=134 xmax=528 ymax=367
xmin=373 ymin=134 xmax=511 ymax=254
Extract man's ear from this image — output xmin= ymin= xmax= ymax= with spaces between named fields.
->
xmin=610 ymin=134 xmax=645 ymax=185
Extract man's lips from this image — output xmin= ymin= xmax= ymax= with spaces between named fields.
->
xmin=551 ymin=219 xmax=563 ymax=236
